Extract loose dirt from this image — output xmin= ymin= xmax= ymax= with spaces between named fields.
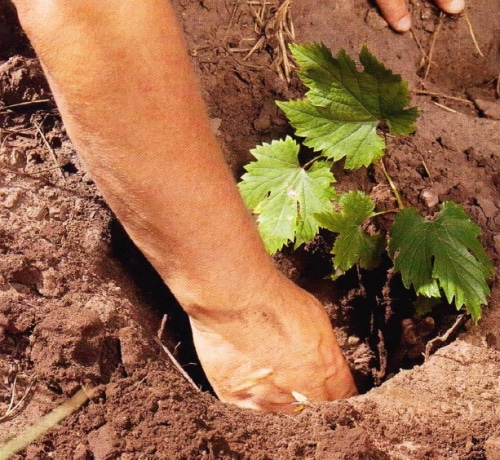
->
xmin=1 ymin=0 xmax=499 ymax=458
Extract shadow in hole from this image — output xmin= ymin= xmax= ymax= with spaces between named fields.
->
xmin=109 ymin=219 xmax=213 ymax=394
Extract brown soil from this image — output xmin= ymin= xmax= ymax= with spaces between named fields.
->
xmin=1 ymin=0 xmax=500 ymax=458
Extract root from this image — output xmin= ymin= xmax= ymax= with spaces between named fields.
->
xmin=424 ymin=314 xmax=468 ymax=360
xmin=156 ymin=315 xmax=201 ymax=393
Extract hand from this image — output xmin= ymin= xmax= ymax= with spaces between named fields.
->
xmin=376 ymin=0 xmax=465 ymax=32
xmin=189 ymin=275 xmax=357 ymax=413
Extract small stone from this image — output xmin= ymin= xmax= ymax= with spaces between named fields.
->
xmin=348 ymin=335 xmax=360 ymax=346
xmin=421 ymin=189 xmax=439 ymax=208
xmin=37 ymin=268 xmax=62 ymax=298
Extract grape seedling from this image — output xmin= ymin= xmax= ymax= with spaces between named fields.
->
xmin=238 ymin=43 xmax=494 ymax=322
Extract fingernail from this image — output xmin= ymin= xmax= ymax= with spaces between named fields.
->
xmin=395 ymin=15 xmax=412 ymax=33
xmin=444 ymin=0 xmax=465 ymax=14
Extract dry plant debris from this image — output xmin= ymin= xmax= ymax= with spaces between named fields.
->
xmin=229 ymin=0 xmax=296 ymax=82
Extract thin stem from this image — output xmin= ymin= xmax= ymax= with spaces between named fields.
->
xmin=302 ymin=155 xmax=325 ymax=170
xmin=371 ymin=208 xmax=399 ymax=218
xmin=379 ymin=158 xmax=404 ymax=209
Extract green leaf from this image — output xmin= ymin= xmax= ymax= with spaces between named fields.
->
xmin=389 ymin=202 xmax=495 ymax=322
xmin=277 ymin=43 xmax=419 ymax=169
xmin=238 ymin=136 xmax=336 ymax=253
xmin=316 ymin=191 xmax=385 ymax=273
xmin=413 ymin=296 xmax=441 ymax=317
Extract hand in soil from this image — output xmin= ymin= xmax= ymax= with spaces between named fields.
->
xmin=11 ymin=0 xmax=357 ymax=413
xmin=376 ymin=0 xmax=465 ymax=31
xmin=189 ymin=277 xmax=357 ymax=412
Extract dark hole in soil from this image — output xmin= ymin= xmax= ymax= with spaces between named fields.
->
xmin=61 ymin=162 xmax=78 ymax=174
xmin=109 ymin=217 xmax=464 ymax=399
xmin=109 ymin=219 xmax=214 ymax=393
xmin=286 ymin=234 xmax=465 ymax=393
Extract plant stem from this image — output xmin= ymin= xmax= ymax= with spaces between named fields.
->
xmin=379 ymin=158 xmax=405 ymax=209
xmin=302 ymin=155 xmax=324 ymax=170
xmin=371 ymin=208 xmax=399 ymax=218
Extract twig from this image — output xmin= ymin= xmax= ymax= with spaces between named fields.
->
xmin=412 ymin=89 xmax=474 ymax=106
xmin=424 ymin=314 xmax=467 ymax=360
xmin=33 ymin=119 xmax=66 ymax=184
xmin=0 ymin=386 xmax=95 ymax=460
xmin=155 ymin=315 xmax=201 ymax=393
xmin=421 ymin=158 xmax=432 ymax=181
xmin=223 ymin=0 xmax=244 ymax=44
xmin=463 ymin=9 xmax=484 ymax=58
xmin=424 ymin=12 xmax=444 ymax=81
xmin=234 ymin=0 xmax=296 ymax=82
xmin=273 ymin=0 xmax=296 ymax=82
xmin=0 ymin=127 xmax=35 ymax=137
xmin=431 ymin=101 xmax=457 ymax=113
xmin=0 ymin=99 xmax=52 ymax=112
xmin=243 ymin=36 xmax=266 ymax=60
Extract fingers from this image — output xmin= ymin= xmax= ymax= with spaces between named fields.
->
xmin=434 ymin=0 xmax=465 ymax=14
xmin=375 ymin=0 xmax=466 ymax=32
xmin=375 ymin=0 xmax=412 ymax=32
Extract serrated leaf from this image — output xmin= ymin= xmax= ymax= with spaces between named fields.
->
xmin=316 ymin=191 xmax=385 ymax=273
xmin=238 ymin=136 xmax=336 ymax=253
xmin=276 ymin=101 xmax=386 ymax=169
xmin=277 ymin=43 xmax=419 ymax=169
xmin=389 ymin=202 xmax=495 ymax=322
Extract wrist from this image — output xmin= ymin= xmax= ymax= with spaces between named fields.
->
xmin=165 ymin=264 xmax=287 ymax=322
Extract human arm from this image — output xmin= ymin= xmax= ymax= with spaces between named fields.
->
xmin=11 ymin=0 xmax=357 ymax=412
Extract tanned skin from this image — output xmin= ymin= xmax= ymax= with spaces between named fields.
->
xmin=11 ymin=0 xmax=464 ymax=412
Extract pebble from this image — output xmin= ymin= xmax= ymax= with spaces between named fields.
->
xmin=421 ymin=189 xmax=439 ymax=208
xmin=347 ymin=335 xmax=360 ymax=346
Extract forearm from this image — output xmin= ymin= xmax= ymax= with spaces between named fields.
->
xmin=13 ymin=0 xmax=279 ymax=314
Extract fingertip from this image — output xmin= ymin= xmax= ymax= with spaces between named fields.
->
xmin=437 ymin=0 xmax=465 ymax=14
xmin=375 ymin=0 xmax=412 ymax=32
xmin=394 ymin=14 xmax=412 ymax=32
